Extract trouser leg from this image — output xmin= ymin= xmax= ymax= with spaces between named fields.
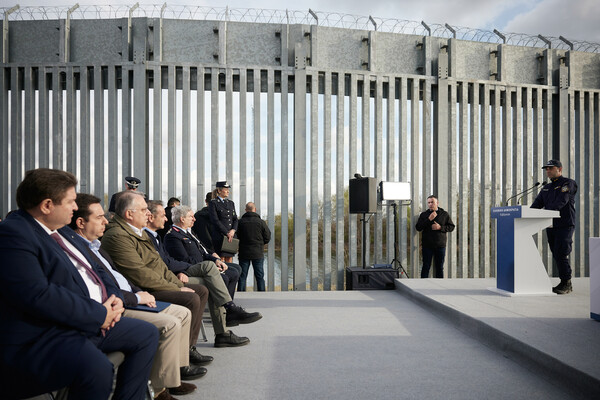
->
xmin=253 ymin=258 xmax=266 ymax=291
xmin=421 ymin=247 xmax=434 ymax=278
xmin=95 ymin=317 xmax=159 ymax=400
xmin=185 ymin=261 xmax=232 ymax=335
xmin=433 ymin=247 xmax=446 ymax=278
xmin=547 ymin=227 xmax=574 ymax=280
xmin=238 ymin=259 xmax=250 ymax=291
xmin=153 ymin=287 xmax=207 ymax=346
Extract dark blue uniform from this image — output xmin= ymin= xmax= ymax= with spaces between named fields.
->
xmin=208 ymin=197 xmax=238 ymax=257
xmin=530 ymin=176 xmax=578 ymax=280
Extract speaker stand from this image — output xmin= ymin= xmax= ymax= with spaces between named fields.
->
xmin=390 ymin=202 xmax=409 ymax=278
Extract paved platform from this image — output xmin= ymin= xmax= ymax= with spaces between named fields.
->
xmin=185 ymin=280 xmax=598 ymax=400
xmin=395 ymin=277 xmax=600 ymax=399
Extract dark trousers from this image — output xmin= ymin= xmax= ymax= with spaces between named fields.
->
xmin=238 ymin=258 xmax=265 ymax=291
xmin=153 ymin=284 xmax=208 ymax=346
xmin=546 ymin=227 xmax=574 ymax=280
xmin=421 ymin=247 xmax=446 ymax=278
xmin=3 ymin=317 xmax=158 ymax=400
xmin=223 ymin=263 xmax=241 ymax=299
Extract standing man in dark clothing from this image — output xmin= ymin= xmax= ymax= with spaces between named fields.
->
xmin=415 ymin=195 xmax=455 ymax=278
xmin=531 ymin=159 xmax=578 ymax=294
xmin=237 ymin=202 xmax=271 ymax=291
xmin=192 ymin=192 xmax=216 ymax=252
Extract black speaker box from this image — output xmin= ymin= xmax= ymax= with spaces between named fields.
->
xmin=346 ymin=267 xmax=399 ymax=290
xmin=349 ymin=177 xmax=377 ymax=214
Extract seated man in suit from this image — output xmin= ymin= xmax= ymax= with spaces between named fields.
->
xmin=166 ymin=205 xmax=240 ymax=299
xmin=101 ymin=191 xmax=249 ymax=348
xmin=0 ymin=168 xmax=158 ymax=400
xmin=65 ymin=193 xmax=206 ymax=400
xmin=146 ymin=201 xmax=261 ymax=330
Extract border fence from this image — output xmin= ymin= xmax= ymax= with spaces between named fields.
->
xmin=1 ymin=5 xmax=599 ymax=290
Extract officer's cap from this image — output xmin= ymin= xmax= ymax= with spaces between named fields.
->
xmin=541 ymin=160 xmax=562 ymax=169
xmin=216 ymin=181 xmax=231 ymax=188
xmin=125 ymin=176 xmax=141 ymax=189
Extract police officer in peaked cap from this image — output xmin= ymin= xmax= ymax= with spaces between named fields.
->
xmin=208 ymin=181 xmax=239 ymax=263
xmin=531 ymin=160 xmax=578 ymax=294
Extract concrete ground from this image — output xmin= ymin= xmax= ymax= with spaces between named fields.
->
xmin=186 ymin=279 xmax=598 ymax=400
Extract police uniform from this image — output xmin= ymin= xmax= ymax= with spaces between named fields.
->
xmin=208 ymin=182 xmax=238 ymax=258
xmin=530 ymin=162 xmax=577 ymax=285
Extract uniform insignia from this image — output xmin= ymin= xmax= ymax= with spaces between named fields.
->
xmin=561 ymin=186 xmax=569 ymax=192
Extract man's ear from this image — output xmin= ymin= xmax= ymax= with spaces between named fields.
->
xmin=39 ymin=199 xmax=53 ymax=215
xmin=75 ymin=217 xmax=86 ymax=230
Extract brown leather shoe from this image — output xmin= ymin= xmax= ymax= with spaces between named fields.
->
xmin=155 ymin=388 xmax=178 ymax=400
xmin=168 ymin=382 xmax=197 ymax=396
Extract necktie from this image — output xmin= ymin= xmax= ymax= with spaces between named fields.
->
xmin=51 ymin=233 xmax=108 ymax=302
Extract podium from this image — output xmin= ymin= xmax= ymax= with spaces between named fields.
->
xmin=490 ymin=205 xmax=559 ymax=295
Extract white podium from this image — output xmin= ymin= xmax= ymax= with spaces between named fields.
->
xmin=490 ymin=205 xmax=559 ymax=296
xmin=591 ymin=238 xmax=600 ymax=321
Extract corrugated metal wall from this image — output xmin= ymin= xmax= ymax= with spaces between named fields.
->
xmin=1 ymin=15 xmax=599 ymax=290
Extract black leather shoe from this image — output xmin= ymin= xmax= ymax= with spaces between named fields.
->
xmin=180 ymin=365 xmax=207 ymax=380
xmin=168 ymin=382 xmax=197 ymax=396
xmin=189 ymin=346 xmax=213 ymax=365
xmin=225 ymin=304 xmax=262 ymax=327
xmin=214 ymin=331 xmax=250 ymax=348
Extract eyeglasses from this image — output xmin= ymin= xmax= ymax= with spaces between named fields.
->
xmin=129 ymin=207 xmax=149 ymax=213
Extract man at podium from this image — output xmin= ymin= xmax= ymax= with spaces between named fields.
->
xmin=531 ymin=160 xmax=578 ymax=294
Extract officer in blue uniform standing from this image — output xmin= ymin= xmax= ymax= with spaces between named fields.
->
xmin=531 ymin=160 xmax=578 ymax=294
xmin=208 ymin=181 xmax=238 ymax=263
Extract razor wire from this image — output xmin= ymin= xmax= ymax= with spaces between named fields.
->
xmin=1 ymin=5 xmax=599 ymax=53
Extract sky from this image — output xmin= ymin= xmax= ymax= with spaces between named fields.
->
xmin=1 ymin=0 xmax=598 ymax=43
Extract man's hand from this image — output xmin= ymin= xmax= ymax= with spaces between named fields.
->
xmin=177 ymin=272 xmax=189 ymax=284
xmin=137 ymin=291 xmax=156 ymax=308
xmin=102 ymin=294 xmax=124 ymax=329
xmin=431 ymin=222 xmax=441 ymax=231
xmin=227 ymin=229 xmax=235 ymax=242
xmin=428 ymin=211 xmax=437 ymax=221
xmin=180 ymin=287 xmax=194 ymax=293
xmin=215 ymin=259 xmax=228 ymax=271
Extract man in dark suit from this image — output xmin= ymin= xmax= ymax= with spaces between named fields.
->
xmin=0 ymin=168 xmax=158 ymax=400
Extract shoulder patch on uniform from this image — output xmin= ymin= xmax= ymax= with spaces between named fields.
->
xmin=562 ymin=186 xmax=569 ymax=192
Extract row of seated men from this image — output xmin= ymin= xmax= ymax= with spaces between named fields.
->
xmin=0 ymin=168 xmax=262 ymax=400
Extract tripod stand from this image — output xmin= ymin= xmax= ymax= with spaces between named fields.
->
xmin=390 ymin=201 xmax=409 ymax=278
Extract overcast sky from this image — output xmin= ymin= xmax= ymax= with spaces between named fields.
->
xmin=1 ymin=0 xmax=598 ymax=42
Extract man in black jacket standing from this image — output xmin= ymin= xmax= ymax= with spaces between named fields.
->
xmin=237 ymin=202 xmax=271 ymax=291
xmin=415 ymin=195 xmax=455 ymax=278
xmin=531 ymin=159 xmax=578 ymax=294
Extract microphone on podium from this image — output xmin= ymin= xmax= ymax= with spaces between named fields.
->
xmin=504 ymin=181 xmax=544 ymax=206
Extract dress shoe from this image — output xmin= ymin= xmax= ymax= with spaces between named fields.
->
xmin=214 ymin=330 xmax=250 ymax=347
xmin=180 ymin=365 xmax=207 ymax=380
xmin=225 ymin=304 xmax=262 ymax=327
xmin=189 ymin=346 xmax=213 ymax=365
xmin=168 ymin=382 xmax=197 ymax=396
xmin=155 ymin=388 xmax=178 ymax=400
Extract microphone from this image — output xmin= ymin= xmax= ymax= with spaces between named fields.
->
xmin=504 ymin=182 xmax=541 ymax=206
xmin=517 ymin=180 xmax=546 ymax=205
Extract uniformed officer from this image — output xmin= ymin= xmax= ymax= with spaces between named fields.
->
xmin=208 ymin=181 xmax=238 ymax=263
xmin=108 ymin=176 xmax=142 ymax=213
xmin=531 ymin=160 xmax=578 ymax=294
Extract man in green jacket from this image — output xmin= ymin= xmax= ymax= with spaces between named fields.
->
xmin=101 ymin=191 xmax=250 ymax=350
